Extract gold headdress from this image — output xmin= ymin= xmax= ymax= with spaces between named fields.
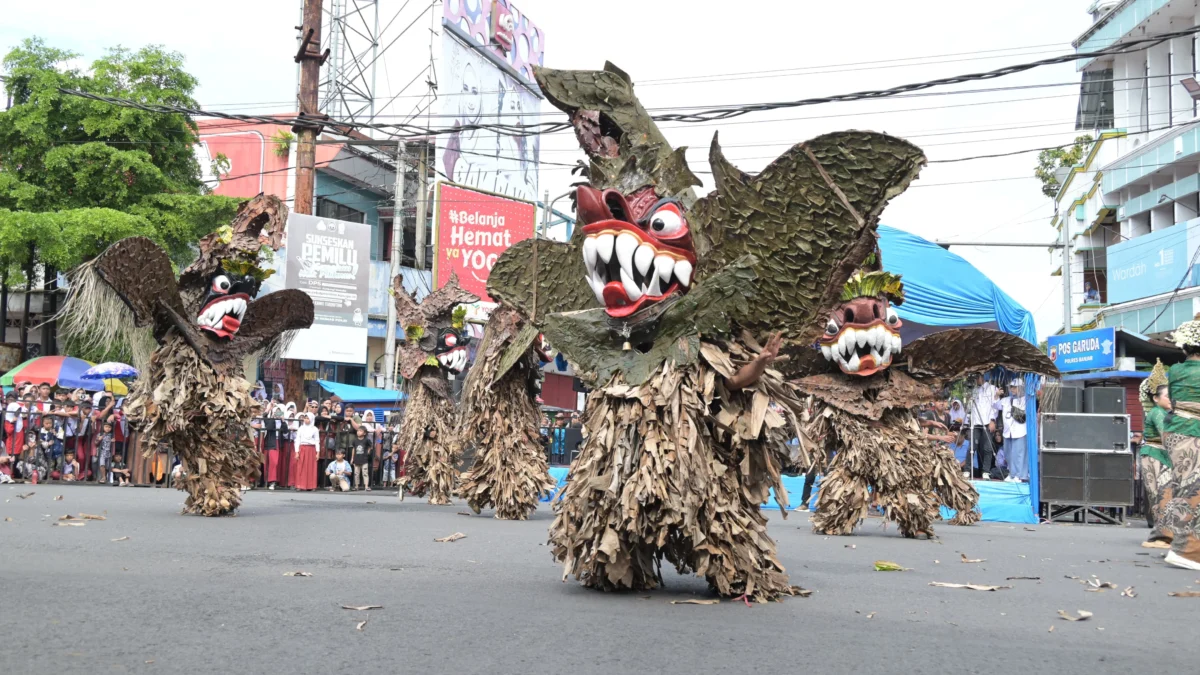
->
xmin=1140 ymin=358 xmax=1168 ymax=410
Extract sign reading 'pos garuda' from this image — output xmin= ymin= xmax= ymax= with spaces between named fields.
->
xmin=433 ymin=182 xmax=535 ymax=302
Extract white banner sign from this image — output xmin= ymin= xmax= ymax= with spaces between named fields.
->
xmin=282 ymin=213 xmax=370 ymax=363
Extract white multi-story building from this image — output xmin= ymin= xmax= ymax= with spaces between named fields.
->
xmin=1054 ymin=0 xmax=1200 ymax=337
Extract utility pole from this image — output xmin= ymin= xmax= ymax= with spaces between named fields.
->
xmin=1061 ymin=221 xmax=1073 ymax=335
xmin=414 ymin=144 xmax=429 ymax=271
xmin=287 ymin=0 xmax=326 ymax=405
xmin=293 ymin=0 xmax=327 ymax=217
xmin=541 ymin=190 xmax=550 ymax=238
xmin=383 ymin=142 xmax=407 ymax=390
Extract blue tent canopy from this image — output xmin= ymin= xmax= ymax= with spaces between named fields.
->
xmin=317 ymin=380 xmax=406 ymax=404
xmin=878 ymin=225 xmax=1041 ymax=524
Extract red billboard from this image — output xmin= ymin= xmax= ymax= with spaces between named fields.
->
xmin=434 ymin=183 xmax=536 ymax=301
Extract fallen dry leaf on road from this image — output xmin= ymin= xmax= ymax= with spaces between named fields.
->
xmin=282 ymin=571 xmax=312 ymax=577
xmin=1168 ymin=591 xmax=1200 ymax=597
xmin=341 ymin=605 xmax=383 ymax=611
xmin=865 ymin=612 xmax=877 ymax=619
xmin=3 ymin=517 xmax=11 ymax=522
xmin=355 ymin=620 xmax=368 ymax=631
xmin=929 ymin=582 xmax=1012 ymax=591
xmin=16 ymin=492 xmax=34 ymax=499
xmin=58 ymin=514 xmax=77 ymax=521
xmin=669 ymin=598 xmax=719 ymax=605
xmin=1085 ymin=579 xmax=1117 ymax=591
xmin=844 ymin=544 xmax=856 ymax=549
xmin=795 ymin=588 xmax=813 ymax=598
xmin=874 ymin=560 xmax=909 ymax=571
xmin=960 ymin=553 xmax=986 ymax=564
xmin=1024 ymin=527 xmax=1037 ymax=532
xmin=364 ymin=501 xmax=376 ymax=504
xmin=1006 ymin=576 xmax=1041 ymax=581
xmin=111 ymin=536 xmax=130 ymax=542
xmin=1057 ymin=609 xmax=1093 ymax=621
xmin=79 ymin=513 xmax=106 ymax=520
xmin=435 ymin=532 xmax=466 ymax=543
xmin=456 ymin=511 xmax=474 ymax=516
xmin=1121 ymin=587 xmax=1137 ymax=598
xmin=54 ymin=495 xmax=63 ymax=501
xmin=145 ymin=660 xmax=154 ymax=664
xmin=1048 ymin=626 xmax=1054 ymax=633
xmin=53 ymin=522 xmax=84 ymax=527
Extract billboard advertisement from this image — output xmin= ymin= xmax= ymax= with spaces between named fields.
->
xmin=1046 ymin=327 xmax=1116 ymax=373
xmin=439 ymin=0 xmax=544 ymax=204
xmin=282 ymin=213 xmax=371 ymax=364
xmin=433 ymin=182 xmax=536 ymax=302
xmin=1106 ymin=218 xmax=1200 ymax=304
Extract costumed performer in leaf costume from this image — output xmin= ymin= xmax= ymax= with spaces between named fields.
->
xmin=487 ymin=62 xmax=928 ymax=602
xmin=1137 ymin=359 xmax=1173 ymax=549
xmin=393 ymin=274 xmax=477 ymax=505
xmin=458 ymin=305 xmax=557 ymax=519
xmin=1159 ymin=316 xmax=1200 ymax=571
xmin=793 ymin=258 xmax=1058 ymax=538
xmin=60 ymin=195 xmax=314 ymax=516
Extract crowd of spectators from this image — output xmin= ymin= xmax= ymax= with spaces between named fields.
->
xmin=917 ymin=374 xmax=1030 ymax=482
xmin=0 ymin=382 xmax=129 ymax=485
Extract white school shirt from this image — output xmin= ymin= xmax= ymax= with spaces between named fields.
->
xmin=994 ymin=396 xmax=1027 ymax=439
xmin=295 ymin=424 xmax=320 ymax=447
xmin=968 ymin=382 xmax=999 ymax=426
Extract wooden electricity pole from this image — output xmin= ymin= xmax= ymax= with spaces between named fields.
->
xmin=293 ymin=0 xmax=327 ymax=217
xmin=287 ymin=0 xmax=327 ymax=405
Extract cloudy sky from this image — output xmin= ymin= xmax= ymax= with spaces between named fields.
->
xmin=2 ymin=0 xmax=1096 ymax=339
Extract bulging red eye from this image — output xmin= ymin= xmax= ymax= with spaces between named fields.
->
xmin=647 ymin=203 xmax=686 ymax=238
xmin=444 ymin=334 xmax=457 ymax=347
xmin=211 ymin=275 xmax=231 ymax=294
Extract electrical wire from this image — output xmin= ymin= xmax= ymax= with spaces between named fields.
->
xmin=56 ymin=25 xmax=1200 ymax=140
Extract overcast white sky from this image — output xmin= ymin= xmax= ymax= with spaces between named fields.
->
xmin=2 ymin=0 xmax=1097 ymax=340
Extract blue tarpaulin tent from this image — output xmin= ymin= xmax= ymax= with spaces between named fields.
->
xmin=878 ymin=225 xmax=1041 ymax=524
xmin=318 ymin=380 xmax=406 ymax=425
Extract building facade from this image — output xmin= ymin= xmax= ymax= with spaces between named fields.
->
xmin=1056 ymin=0 xmax=1200 ymax=338
xmin=196 ymin=118 xmax=434 ymax=395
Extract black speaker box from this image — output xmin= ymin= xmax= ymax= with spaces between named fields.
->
xmin=1057 ymin=387 xmax=1084 ymax=413
xmin=1039 ymin=450 xmax=1133 ymax=506
xmin=1084 ymin=387 xmax=1125 ymax=414
xmin=1041 ymin=413 xmax=1129 ymax=451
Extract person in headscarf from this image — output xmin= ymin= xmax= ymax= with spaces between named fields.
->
xmin=252 ymin=381 xmax=268 ymax=403
xmin=291 ymin=413 xmax=320 ymax=491
xmin=1160 ymin=316 xmax=1200 ymax=570
xmin=1137 ymin=360 xmax=1173 ymax=549
xmin=948 ymin=399 xmax=966 ymax=426
xmin=278 ymin=401 xmax=298 ymax=487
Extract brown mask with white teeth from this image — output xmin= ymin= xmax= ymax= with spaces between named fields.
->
xmin=576 ymin=185 xmax=697 ymax=318
xmin=818 ymin=269 xmax=906 ymax=377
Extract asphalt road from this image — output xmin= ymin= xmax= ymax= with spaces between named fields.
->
xmin=3 ymin=484 xmax=1198 ymax=675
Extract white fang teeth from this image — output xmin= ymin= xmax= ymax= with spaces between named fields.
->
xmin=892 ymin=334 xmax=902 ymax=353
xmin=846 ymin=352 xmax=860 ymax=373
xmin=855 ymin=329 xmax=868 ymax=348
xmin=634 ymin=244 xmax=654 ymax=277
xmin=586 ymin=273 xmax=605 ymax=304
xmin=839 ymin=331 xmax=853 ymax=356
xmin=646 ymin=273 xmax=662 ymax=297
xmin=674 ymin=259 xmax=693 ymax=288
xmin=582 ymin=237 xmax=598 ymax=274
xmin=615 ymin=233 xmax=638 ymax=276
xmin=596 ymin=233 xmax=614 ymax=264
xmin=619 ymin=268 xmax=642 ymax=301
xmin=820 ymin=344 xmax=832 ymax=360
xmin=654 ymin=255 xmax=674 ymax=283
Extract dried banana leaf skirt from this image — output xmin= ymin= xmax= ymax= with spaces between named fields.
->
xmin=549 ymin=356 xmax=803 ymax=602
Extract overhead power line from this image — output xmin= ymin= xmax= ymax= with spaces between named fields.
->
xmin=56 ymin=25 xmax=1200 ymax=139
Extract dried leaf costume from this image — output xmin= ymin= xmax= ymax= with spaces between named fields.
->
xmin=61 ymin=195 xmax=314 ymax=516
xmin=458 ymin=304 xmax=557 ymax=519
xmin=394 ymin=274 xmax=478 ymax=505
xmin=487 ymin=62 xmax=927 ymax=602
xmin=794 ymin=266 xmax=1058 ymax=537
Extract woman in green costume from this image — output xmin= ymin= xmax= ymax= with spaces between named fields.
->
xmin=1160 ymin=317 xmax=1200 ymax=570
xmin=1137 ymin=359 xmax=1172 ymax=549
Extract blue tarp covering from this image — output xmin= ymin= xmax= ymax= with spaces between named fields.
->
xmin=545 ymin=468 xmax=1036 ymax=524
xmin=879 ymin=225 xmax=1042 ymax=522
xmin=317 ymin=380 xmax=406 ymax=404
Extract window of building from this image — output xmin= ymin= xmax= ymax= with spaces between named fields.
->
xmin=316 ymin=197 xmax=365 ymax=224
xmin=1075 ymin=68 xmax=1114 ymax=130
xmin=379 ymin=215 xmax=433 ymax=270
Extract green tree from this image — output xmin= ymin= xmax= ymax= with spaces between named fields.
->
xmin=0 ymin=38 xmax=244 ymax=358
xmin=1034 ymin=135 xmax=1095 ymax=199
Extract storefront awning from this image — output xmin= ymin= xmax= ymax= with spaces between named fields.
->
xmin=318 ymin=379 xmax=407 ymax=404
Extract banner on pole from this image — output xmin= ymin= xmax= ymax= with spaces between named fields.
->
xmin=282 ymin=212 xmax=370 ymax=363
